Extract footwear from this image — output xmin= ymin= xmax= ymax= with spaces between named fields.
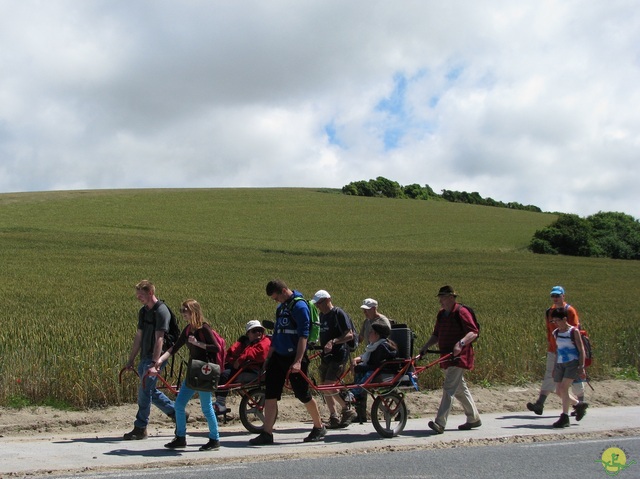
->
xmin=199 ymin=439 xmax=220 ymax=451
xmin=573 ymin=402 xmax=589 ymax=421
xmin=164 ymin=436 xmax=187 ymax=448
xmin=324 ymin=416 xmax=341 ymax=429
xmin=303 ymin=426 xmax=327 ymax=443
xmin=340 ymin=409 xmax=357 ymax=428
xmin=213 ymin=402 xmax=228 ymax=415
xmin=123 ymin=426 xmax=147 ymax=440
xmin=526 ymin=402 xmax=544 ymax=415
xmin=354 ymin=397 xmax=368 ymax=424
xmin=249 ymin=431 xmax=274 ymax=446
xmin=428 ymin=420 xmax=444 ymax=434
xmin=458 ymin=419 xmax=482 ymax=430
xmin=553 ymin=413 xmax=570 ymax=428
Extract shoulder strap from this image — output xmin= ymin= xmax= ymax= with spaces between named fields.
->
xmin=140 ymin=301 xmax=162 ymax=323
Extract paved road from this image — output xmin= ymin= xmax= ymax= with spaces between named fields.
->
xmin=44 ymin=436 xmax=640 ymax=479
xmin=1 ymin=406 xmax=639 ymax=477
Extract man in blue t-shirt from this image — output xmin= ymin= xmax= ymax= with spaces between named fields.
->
xmin=248 ymin=279 xmax=326 ymax=446
xmin=312 ymin=289 xmax=357 ymax=429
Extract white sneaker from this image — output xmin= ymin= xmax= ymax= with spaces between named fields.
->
xmin=213 ymin=402 xmax=227 ymax=414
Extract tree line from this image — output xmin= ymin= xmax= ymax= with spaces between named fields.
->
xmin=341 ymin=177 xmax=541 ymax=211
xmin=342 ymin=177 xmax=640 ymax=260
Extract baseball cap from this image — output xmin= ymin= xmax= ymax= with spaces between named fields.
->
xmin=360 ymin=298 xmax=378 ymax=310
xmin=550 ymin=286 xmax=565 ymax=296
xmin=311 ymin=289 xmax=331 ymax=303
xmin=245 ymin=320 xmax=265 ymax=333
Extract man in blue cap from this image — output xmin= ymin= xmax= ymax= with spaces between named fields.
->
xmin=526 ymin=285 xmax=586 ymax=415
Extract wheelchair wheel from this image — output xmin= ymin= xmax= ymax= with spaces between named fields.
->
xmin=239 ymin=388 xmax=274 ymax=434
xmin=371 ymin=392 xmax=407 ymax=438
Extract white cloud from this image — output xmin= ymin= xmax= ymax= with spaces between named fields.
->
xmin=1 ymin=0 xmax=639 ymax=218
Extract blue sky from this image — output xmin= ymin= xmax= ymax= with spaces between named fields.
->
xmin=1 ymin=0 xmax=639 ymax=218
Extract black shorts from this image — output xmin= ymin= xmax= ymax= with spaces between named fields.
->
xmin=265 ymin=352 xmax=313 ymax=403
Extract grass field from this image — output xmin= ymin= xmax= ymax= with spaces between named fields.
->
xmin=0 ymin=188 xmax=638 ymax=408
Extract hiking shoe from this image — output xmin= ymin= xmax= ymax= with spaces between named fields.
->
xmin=199 ymin=439 xmax=220 ymax=451
xmin=526 ymin=402 xmax=544 ymax=415
xmin=164 ymin=436 xmax=187 ymax=448
xmin=458 ymin=419 xmax=482 ymax=430
xmin=573 ymin=402 xmax=589 ymax=421
xmin=123 ymin=426 xmax=147 ymax=440
xmin=324 ymin=416 xmax=342 ymax=429
xmin=340 ymin=409 xmax=358 ymax=428
xmin=552 ymin=413 xmax=570 ymax=428
xmin=303 ymin=426 xmax=327 ymax=442
xmin=249 ymin=431 xmax=274 ymax=446
xmin=428 ymin=421 xmax=444 ymax=434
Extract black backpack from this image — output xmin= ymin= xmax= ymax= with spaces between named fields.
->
xmin=338 ymin=309 xmax=359 ymax=352
xmin=140 ymin=300 xmax=181 ymax=352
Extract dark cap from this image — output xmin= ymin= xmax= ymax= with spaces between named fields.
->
xmin=370 ymin=318 xmax=391 ymax=338
xmin=436 ymin=285 xmax=458 ymax=297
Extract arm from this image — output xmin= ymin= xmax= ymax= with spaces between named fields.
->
xmin=290 ymin=299 xmax=310 ymax=372
xmin=149 ymin=327 xmax=187 ymax=375
xmin=227 ymin=337 xmax=249 ymax=364
xmin=453 ymin=306 xmax=479 ymax=356
xmin=151 ymin=330 xmax=164 ymax=364
xmin=126 ymin=329 xmax=143 ymax=369
xmin=145 ymin=330 xmax=165 ymax=374
xmin=290 ymin=336 xmax=307 ymax=373
xmin=235 ymin=337 xmax=270 ymax=368
xmin=188 ymin=324 xmax=220 ymax=357
xmin=419 ymin=334 xmax=438 ymax=356
xmin=324 ymin=330 xmax=353 ymax=354
xmin=573 ymin=328 xmax=586 ymax=372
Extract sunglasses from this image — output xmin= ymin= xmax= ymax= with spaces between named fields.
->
xmin=248 ymin=328 xmax=263 ymax=334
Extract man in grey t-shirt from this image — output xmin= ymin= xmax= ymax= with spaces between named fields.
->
xmin=123 ymin=280 xmax=175 ymax=440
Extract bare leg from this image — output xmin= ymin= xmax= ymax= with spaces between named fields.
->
xmin=262 ymin=398 xmax=278 ymax=434
xmin=304 ymin=398 xmax=323 ymax=428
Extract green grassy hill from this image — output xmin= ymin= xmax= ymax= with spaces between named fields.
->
xmin=1 ymin=188 xmax=638 ymax=407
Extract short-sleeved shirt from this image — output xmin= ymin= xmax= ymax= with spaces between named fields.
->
xmin=432 ymin=303 xmax=477 ymax=370
xmin=137 ymin=302 xmax=171 ymax=360
xmin=360 ymin=313 xmax=390 ymax=345
xmin=320 ymin=306 xmax=353 ymax=363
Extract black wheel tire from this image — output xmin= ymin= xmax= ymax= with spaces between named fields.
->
xmin=371 ymin=392 xmax=407 ymax=438
xmin=239 ymin=388 xmax=275 ymax=434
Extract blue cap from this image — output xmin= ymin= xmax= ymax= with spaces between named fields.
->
xmin=550 ymin=286 xmax=565 ymax=295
